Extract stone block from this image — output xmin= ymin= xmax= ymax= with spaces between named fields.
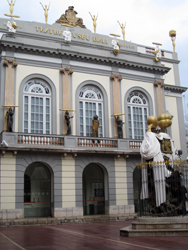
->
xmin=109 ymin=206 xmax=118 ymax=215
xmin=72 ymin=207 xmax=83 ymax=217
xmin=118 ymin=205 xmax=125 ymax=215
xmin=54 ymin=208 xmax=67 ymax=218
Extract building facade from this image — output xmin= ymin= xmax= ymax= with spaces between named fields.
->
xmin=0 ymin=7 xmax=187 ymax=220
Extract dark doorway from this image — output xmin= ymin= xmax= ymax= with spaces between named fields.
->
xmin=83 ymin=164 xmax=105 ymax=215
xmin=24 ymin=162 xmax=51 ymax=218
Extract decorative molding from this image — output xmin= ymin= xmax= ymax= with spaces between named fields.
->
xmin=164 ymin=84 xmax=187 ymax=94
xmin=110 ymin=74 xmax=122 ymax=82
xmin=3 ymin=59 xmax=18 ymax=68
xmin=0 ymin=42 xmax=171 ymax=75
xmin=60 ymin=67 xmax=73 ymax=75
xmin=154 ymin=80 xmax=165 ymax=88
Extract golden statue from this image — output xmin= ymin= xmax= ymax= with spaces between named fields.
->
xmin=89 ymin=12 xmax=98 ymax=33
xmin=5 ymin=0 xmax=20 ymax=18
xmin=117 ymin=21 xmax=126 ymax=40
xmin=40 ymin=2 xmax=50 ymax=24
xmin=169 ymin=30 xmax=176 ymax=52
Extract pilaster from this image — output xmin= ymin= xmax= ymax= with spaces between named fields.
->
xmin=60 ymin=67 xmax=73 ymax=135
xmin=154 ymin=80 xmax=165 ymax=116
xmin=3 ymin=60 xmax=18 ymax=131
xmin=110 ymin=74 xmax=122 ymax=137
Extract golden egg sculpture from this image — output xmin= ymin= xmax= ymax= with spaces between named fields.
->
xmin=147 ymin=116 xmax=158 ymax=128
xmin=157 ymin=114 xmax=172 ymax=129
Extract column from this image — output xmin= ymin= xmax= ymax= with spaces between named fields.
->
xmin=110 ymin=74 xmax=122 ymax=138
xmin=3 ymin=60 xmax=18 ymax=131
xmin=154 ymin=80 xmax=165 ymax=116
xmin=60 ymin=67 xmax=73 ymax=135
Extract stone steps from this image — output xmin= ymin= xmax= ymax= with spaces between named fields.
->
xmin=120 ymin=217 xmax=188 ymax=237
xmin=0 ymin=214 xmax=136 ymax=227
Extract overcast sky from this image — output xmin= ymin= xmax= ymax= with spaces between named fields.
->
xmin=1 ymin=0 xmax=188 ymax=107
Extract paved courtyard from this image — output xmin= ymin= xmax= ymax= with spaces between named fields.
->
xmin=0 ymin=220 xmax=188 ymax=250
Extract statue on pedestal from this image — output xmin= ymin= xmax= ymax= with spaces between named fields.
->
xmin=140 ymin=115 xmax=187 ymax=216
xmin=92 ymin=115 xmax=100 ymax=143
xmin=65 ymin=111 xmax=73 ymax=135
xmin=7 ymin=107 xmax=15 ymax=132
xmin=114 ymin=115 xmax=124 ymax=138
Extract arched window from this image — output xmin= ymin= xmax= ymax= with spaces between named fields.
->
xmin=79 ymin=86 xmax=104 ymax=137
xmin=127 ymin=91 xmax=148 ymax=139
xmin=23 ymin=80 xmax=51 ymax=134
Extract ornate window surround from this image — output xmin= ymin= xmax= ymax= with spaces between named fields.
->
xmin=124 ymin=87 xmax=153 ymax=139
xmin=75 ymin=80 xmax=109 ymax=137
xmin=19 ymin=74 xmax=57 ymax=134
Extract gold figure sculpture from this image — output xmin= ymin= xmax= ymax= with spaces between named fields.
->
xmin=5 ymin=0 xmax=20 ymax=18
xmin=117 ymin=21 xmax=126 ymax=40
xmin=89 ymin=12 xmax=98 ymax=33
xmin=40 ymin=2 xmax=50 ymax=24
xmin=169 ymin=30 xmax=176 ymax=52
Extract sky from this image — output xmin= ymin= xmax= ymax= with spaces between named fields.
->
xmin=1 ymin=0 xmax=188 ymax=110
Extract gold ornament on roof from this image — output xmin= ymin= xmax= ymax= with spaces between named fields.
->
xmin=117 ymin=21 xmax=126 ymax=40
xmin=40 ymin=2 xmax=50 ymax=24
xmin=56 ymin=6 xmax=86 ymax=28
xmin=5 ymin=0 xmax=20 ymax=18
xmin=89 ymin=12 xmax=98 ymax=33
xmin=169 ymin=30 xmax=176 ymax=52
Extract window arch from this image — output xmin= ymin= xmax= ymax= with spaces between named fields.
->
xmin=18 ymin=73 xmax=57 ymax=134
xmin=23 ymin=79 xmax=51 ymax=134
xmin=127 ymin=90 xmax=149 ymax=140
xmin=79 ymin=86 xmax=104 ymax=137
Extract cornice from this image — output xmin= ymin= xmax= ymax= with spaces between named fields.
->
xmin=0 ymin=40 xmax=170 ymax=75
xmin=164 ymin=84 xmax=187 ymax=94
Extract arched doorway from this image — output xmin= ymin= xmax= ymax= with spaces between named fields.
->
xmin=24 ymin=162 xmax=52 ymax=218
xmin=83 ymin=164 xmax=105 ymax=215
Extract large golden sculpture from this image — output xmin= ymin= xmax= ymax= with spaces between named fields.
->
xmin=169 ymin=30 xmax=176 ymax=52
xmin=40 ymin=2 xmax=50 ymax=24
xmin=56 ymin=6 xmax=86 ymax=28
xmin=117 ymin=21 xmax=126 ymax=40
xmin=147 ymin=114 xmax=172 ymax=133
xmin=89 ymin=12 xmax=98 ymax=33
xmin=5 ymin=0 xmax=20 ymax=18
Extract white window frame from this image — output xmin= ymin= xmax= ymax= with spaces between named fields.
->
xmin=79 ymin=86 xmax=104 ymax=137
xmin=23 ymin=80 xmax=51 ymax=134
xmin=127 ymin=91 xmax=148 ymax=140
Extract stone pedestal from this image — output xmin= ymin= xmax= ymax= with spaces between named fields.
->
xmin=120 ymin=217 xmax=188 ymax=237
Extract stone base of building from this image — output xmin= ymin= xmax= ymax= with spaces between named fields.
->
xmin=0 ymin=205 xmax=136 ymax=227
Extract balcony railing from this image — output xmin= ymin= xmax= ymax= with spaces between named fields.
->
xmin=0 ymin=132 xmax=142 ymax=154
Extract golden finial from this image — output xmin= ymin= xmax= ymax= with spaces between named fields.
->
xmin=169 ymin=30 xmax=176 ymax=52
xmin=40 ymin=2 xmax=50 ymax=24
xmin=89 ymin=12 xmax=98 ymax=33
xmin=4 ymin=0 xmax=20 ymax=18
xmin=117 ymin=21 xmax=126 ymax=40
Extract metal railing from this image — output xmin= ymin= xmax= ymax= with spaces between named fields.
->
xmin=136 ymin=160 xmax=188 ymax=217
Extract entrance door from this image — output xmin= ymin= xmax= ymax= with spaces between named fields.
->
xmin=83 ymin=164 xmax=105 ymax=215
xmin=24 ymin=162 xmax=51 ymax=218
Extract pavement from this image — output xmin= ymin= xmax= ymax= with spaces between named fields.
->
xmin=0 ymin=220 xmax=188 ymax=250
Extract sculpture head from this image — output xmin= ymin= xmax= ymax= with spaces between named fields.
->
xmin=93 ymin=115 xmax=98 ymax=120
